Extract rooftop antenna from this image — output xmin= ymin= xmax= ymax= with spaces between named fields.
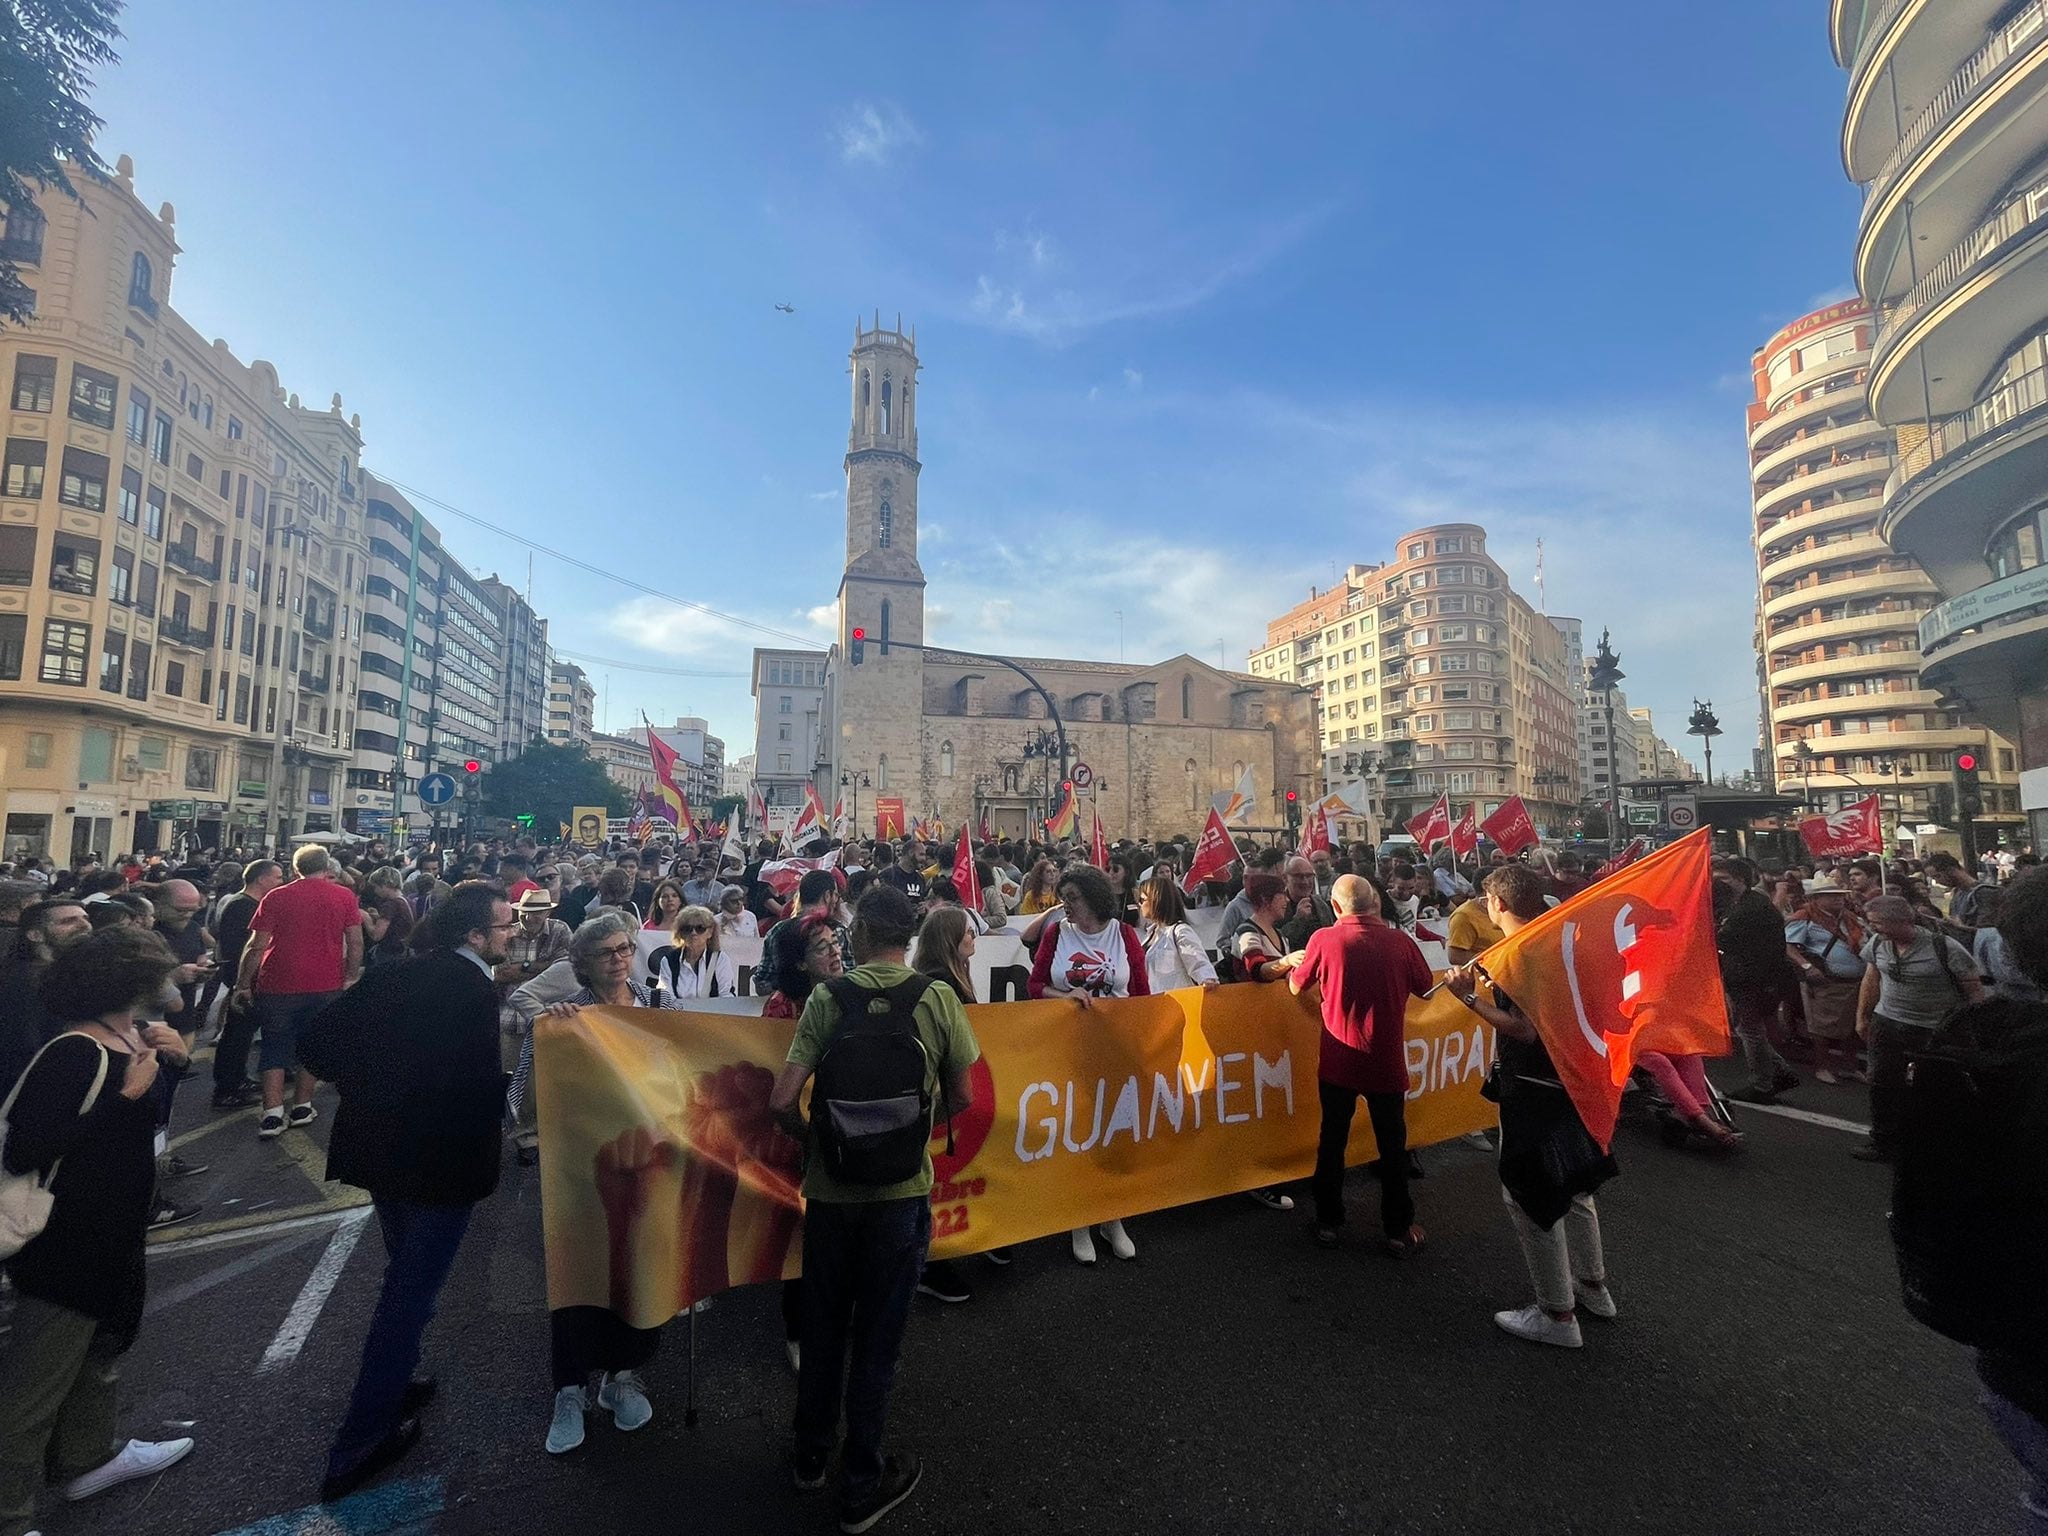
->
xmin=1535 ymin=538 xmax=1547 ymax=615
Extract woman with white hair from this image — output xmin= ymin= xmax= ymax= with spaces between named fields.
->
xmin=650 ymin=906 xmax=737 ymax=1003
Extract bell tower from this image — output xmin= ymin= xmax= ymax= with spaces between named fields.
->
xmin=834 ymin=317 xmax=927 ymax=820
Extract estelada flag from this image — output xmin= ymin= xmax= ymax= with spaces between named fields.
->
xmin=1449 ymin=804 xmax=1479 ymax=860
xmin=1089 ymin=810 xmax=1109 ymax=870
xmin=1046 ymin=780 xmax=1080 ymax=839
xmin=1181 ymin=807 xmax=1241 ymax=895
xmin=953 ymin=824 xmax=982 ymax=908
xmin=1480 ymin=795 xmax=1539 ymax=855
xmin=1407 ymin=793 xmax=1451 ymax=849
xmin=1799 ymin=794 xmax=1882 ymax=858
xmin=1476 ymin=828 xmax=1728 ymax=1150
xmin=1300 ymin=804 xmax=1333 ymax=858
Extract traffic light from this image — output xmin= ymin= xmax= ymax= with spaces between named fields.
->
xmin=1953 ymin=751 xmax=1983 ymax=818
xmin=515 ymin=813 xmax=535 ymax=828
xmin=1284 ymin=788 xmax=1300 ymax=827
xmin=850 ymin=627 xmax=865 ymax=666
xmin=463 ymin=759 xmax=481 ymax=775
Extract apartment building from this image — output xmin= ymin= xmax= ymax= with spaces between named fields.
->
xmin=591 ymin=730 xmax=654 ymax=799
xmin=546 ymin=660 xmax=594 ymax=746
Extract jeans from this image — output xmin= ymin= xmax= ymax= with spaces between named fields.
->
xmin=1981 ymin=1379 xmax=2048 ymax=1534
xmin=795 ymin=1196 xmax=929 ymax=1504
xmin=1866 ymin=1013 xmax=1921 ymax=1156
xmin=0 ymin=1297 xmax=121 ymax=1536
xmin=1504 ymin=1185 xmax=1606 ymax=1315
xmin=1312 ymin=1083 xmax=1413 ymax=1237
xmin=1728 ymin=988 xmax=1790 ymax=1093
xmin=327 ymin=1199 xmax=475 ymax=1478
xmin=255 ymin=990 xmax=338 ymax=1075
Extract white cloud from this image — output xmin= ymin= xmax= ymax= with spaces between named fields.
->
xmin=836 ymin=101 xmax=923 ymax=166
xmin=1123 ymin=367 xmax=1144 ymax=391
xmin=605 ymin=598 xmax=748 ymax=657
xmin=806 ymin=488 xmax=839 ymax=502
xmin=803 ymin=603 xmax=839 ymax=632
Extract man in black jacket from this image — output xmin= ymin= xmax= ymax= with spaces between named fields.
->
xmin=301 ymin=881 xmax=515 ymax=1503
xmin=1714 ymin=857 xmax=1801 ymax=1105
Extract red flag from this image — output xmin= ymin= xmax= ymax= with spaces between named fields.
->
xmin=642 ymin=715 xmax=696 ymax=839
xmin=1181 ymin=808 xmax=1241 ymax=895
xmin=1592 ymin=836 xmax=1649 ymax=880
xmin=1479 ymin=795 xmax=1539 ymax=855
xmin=1798 ymin=795 xmax=1882 ymax=858
xmin=978 ymin=811 xmax=992 ymax=842
xmin=1089 ymin=810 xmax=1109 ymax=870
xmin=1478 ymin=829 xmax=1729 ymax=1150
xmin=1300 ymin=804 xmax=1333 ymax=857
xmin=1406 ymin=793 xmax=1451 ymax=849
xmin=952 ymin=824 xmax=982 ymax=909
xmin=1449 ymin=804 xmax=1479 ymax=860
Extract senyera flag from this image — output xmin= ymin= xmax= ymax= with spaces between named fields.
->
xmin=1799 ymin=794 xmax=1882 ymax=858
xmin=1407 ymin=793 xmax=1451 ymax=849
xmin=1181 ymin=807 xmax=1241 ymax=895
xmin=1476 ymin=828 xmax=1728 ymax=1150
xmin=1449 ymin=804 xmax=1479 ymax=860
xmin=1480 ymin=795 xmax=1539 ymax=855
xmin=953 ymin=825 xmax=982 ymax=908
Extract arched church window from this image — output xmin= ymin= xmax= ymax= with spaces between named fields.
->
xmin=1181 ymin=676 xmax=1194 ymax=719
xmin=129 ymin=252 xmax=153 ymax=309
xmin=881 ymin=376 xmax=892 ymax=435
xmin=878 ymin=499 xmax=892 ymax=548
xmin=940 ymin=741 xmax=954 ymax=778
xmin=860 ymin=371 xmax=870 ymax=431
xmin=880 ymin=599 xmax=892 ymax=653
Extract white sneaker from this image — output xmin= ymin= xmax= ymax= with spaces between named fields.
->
xmin=1069 ymin=1227 xmax=1097 ymax=1265
xmin=785 ymin=1339 xmax=801 ymax=1374
xmin=1573 ymin=1278 xmax=1618 ymax=1319
xmin=598 ymin=1370 xmax=653 ymax=1432
xmin=61 ymin=1437 xmax=193 ymax=1501
xmin=546 ymin=1386 xmax=587 ymax=1454
xmin=1493 ymin=1304 xmax=1583 ymax=1349
xmin=1097 ymin=1220 xmax=1136 ymax=1261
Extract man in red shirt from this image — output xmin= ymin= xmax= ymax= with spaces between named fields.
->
xmin=230 ymin=844 xmax=363 ymax=1139
xmin=497 ymin=853 xmax=539 ymax=904
xmin=1290 ymin=874 xmax=1433 ymax=1256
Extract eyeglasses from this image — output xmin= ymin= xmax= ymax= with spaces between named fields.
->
xmin=487 ymin=920 xmax=521 ymax=931
xmin=595 ymin=943 xmax=635 ymax=959
xmin=678 ymin=924 xmax=711 ymax=935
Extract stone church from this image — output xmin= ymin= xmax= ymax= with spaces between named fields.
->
xmin=765 ymin=320 xmax=1317 ymax=843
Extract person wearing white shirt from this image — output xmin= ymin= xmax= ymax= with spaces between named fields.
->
xmin=714 ymin=887 xmax=760 ymax=940
xmin=650 ymin=906 xmax=739 ymax=1001
xmin=1136 ymin=877 xmax=1218 ymax=991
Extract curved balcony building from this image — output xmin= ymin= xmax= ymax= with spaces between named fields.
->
xmin=1748 ymin=301 xmax=2008 ymax=828
xmin=1839 ymin=2 xmax=2048 ymax=837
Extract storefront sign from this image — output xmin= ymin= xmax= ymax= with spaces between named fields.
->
xmin=236 ymin=780 xmax=268 ymax=799
xmin=1921 ymin=564 xmax=2048 ymax=652
xmin=148 ymin=800 xmax=195 ymax=820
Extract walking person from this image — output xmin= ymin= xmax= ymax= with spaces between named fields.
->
xmin=1715 ymin=858 xmax=1801 ymax=1106
xmin=1446 ymin=865 xmax=1619 ymax=1349
xmin=1289 ymin=875 xmax=1433 ymax=1255
xmin=1784 ymin=874 xmax=1868 ymax=1086
xmin=1853 ymin=894 xmax=1984 ymax=1165
xmin=0 ymin=927 xmax=196 ymax=1535
xmin=299 ymin=882 xmax=517 ymax=1502
xmin=771 ymin=885 xmax=979 ymax=1533
xmin=206 ymin=861 xmax=280 ymax=1118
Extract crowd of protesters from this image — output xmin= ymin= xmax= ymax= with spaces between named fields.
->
xmin=0 ymin=822 xmax=2037 ymax=1533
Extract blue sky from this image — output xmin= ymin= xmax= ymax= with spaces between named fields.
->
xmin=92 ymin=1 xmax=1863 ymax=772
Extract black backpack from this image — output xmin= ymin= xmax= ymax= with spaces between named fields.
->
xmin=812 ymin=976 xmax=950 ymax=1185
xmin=1891 ymin=998 xmax=2048 ymax=1355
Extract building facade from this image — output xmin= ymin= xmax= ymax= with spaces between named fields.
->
xmin=590 ymin=730 xmax=653 ymax=799
xmin=750 ymin=651 xmax=828 ymax=813
xmin=1748 ymin=298 xmax=2012 ymax=831
xmin=816 ymin=321 xmax=1318 ymax=841
xmin=1833 ymin=3 xmax=2045 ymax=843
xmin=642 ymin=717 xmax=724 ymax=809
xmin=0 ymin=159 xmax=371 ymax=860
xmin=479 ymin=575 xmax=549 ymax=757
xmin=723 ymin=752 xmax=755 ymax=798
xmin=546 ymin=660 xmax=594 ymax=746
xmin=1582 ymin=662 xmax=1639 ymax=810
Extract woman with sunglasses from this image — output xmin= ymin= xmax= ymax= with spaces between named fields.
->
xmin=527 ymin=915 xmax=662 ymax=1454
xmin=643 ymin=880 xmax=686 ymax=933
xmin=714 ymin=886 xmax=759 ymax=940
xmin=651 ymin=906 xmax=737 ymax=1004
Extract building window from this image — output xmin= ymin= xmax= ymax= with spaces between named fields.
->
xmin=98 ymin=633 xmax=122 ymax=693
xmin=126 ymin=639 xmax=149 ymax=701
xmin=777 ymin=752 xmax=791 ymax=772
xmin=185 ymin=745 xmax=218 ymax=792
xmin=881 ymin=377 xmax=892 ymax=435
xmin=183 ymin=452 xmax=203 ymax=482
xmin=779 ymin=694 xmax=792 ymax=714
xmin=128 ymin=252 xmax=155 ymax=311
xmin=117 ymin=467 xmax=140 ymax=524
xmin=48 ymin=535 xmax=97 ymax=596
xmin=57 ymin=448 xmax=108 ymax=511
xmin=0 ymin=614 xmax=22 ymax=681
xmin=79 ymin=727 xmax=114 ymax=784
xmin=164 ymin=660 xmax=184 ymax=698
xmin=66 ymin=365 xmax=116 ymax=429
xmin=226 ymin=415 xmax=242 ymax=440
xmin=3 ymin=439 xmax=45 ymax=499
xmin=38 ymin=619 xmax=88 ymax=685
xmin=151 ymin=414 xmax=172 ymax=466
xmin=880 ymin=599 xmax=891 ymax=654
xmin=1181 ymin=676 xmax=1193 ymax=719
xmin=0 ymin=526 xmax=30 ymax=586
xmin=22 ymin=731 xmax=50 ymax=769
xmin=10 ymin=355 xmax=54 ymax=413
xmin=878 ymin=498 xmax=892 ymax=548
xmin=144 ymin=486 xmax=164 ymax=540
xmin=126 ymin=390 xmax=150 ymax=444
xmin=877 ymin=753 xmax=889 ymax=790
xmin=941 ymin=740 xmax=954 ymax=778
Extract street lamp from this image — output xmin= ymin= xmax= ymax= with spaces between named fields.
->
xmin=1686 ymin=698 xmax=1722 ymax=786
xmin=1792 ymin=739 xmax=1816 ymax=809
xmin=1587 ymin=630 xmax=1624 ymax=847
xmin=838 ymin=767 xmax=871 ymax=839
xmin=1022 ymin=728 xmax=1062 ymax=827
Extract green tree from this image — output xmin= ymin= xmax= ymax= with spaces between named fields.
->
xmin=708 ymin=794 xmax=743 ymax=826
xmin=1 ymin=1 xmax=124 ymax=323
xmin=480 ymin=740 xmax=630 ymax=828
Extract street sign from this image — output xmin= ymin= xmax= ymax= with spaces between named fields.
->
xmin=417 ymin=772 xmax=457 ymax=806
xmin=1072 ymin=763 xmax=1093 ymax=788
xmin=1625 ymin=802 xmax=1659 ymax=827
xmin=1568 ymin=815 xmax=1584 ymax=830
xmin=148 ymin=800 xmax=196 ymax=820
xmin=1666 ymin=793 xmax=1700 ymax=831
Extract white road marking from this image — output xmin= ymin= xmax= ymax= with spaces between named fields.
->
xmin=1735 ymin=1099 xmax=1871 ymax=1136
xmin=146 ymin=1204 xmax=360 ymax=1259
xmin=258 ymin=1207 xmax=371 ymax=1373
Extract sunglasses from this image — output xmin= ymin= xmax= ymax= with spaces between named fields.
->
xmin=678 ymin=924 xmax=711 ymax=935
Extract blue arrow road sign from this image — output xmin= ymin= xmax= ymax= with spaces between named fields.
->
xmin=417 ymin=772 xmax=457 ymax=806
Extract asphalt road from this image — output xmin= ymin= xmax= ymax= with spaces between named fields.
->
xmin=35 ymin=1066 xmax=2022 ymax=1536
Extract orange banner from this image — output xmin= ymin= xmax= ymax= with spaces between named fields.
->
xmin=534 ymin=982 xmax=1498 ymax=1328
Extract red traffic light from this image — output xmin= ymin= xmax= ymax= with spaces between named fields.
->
xmin=1285 ymin=790 xmax=1298 ymax=802
xmin=463 ymin=759 xmax=481 ymax=774
xmin=851 ymin=628 xmax=865 ymax=641
xmin=1956 ymin=753 xmax=1978 ymax=773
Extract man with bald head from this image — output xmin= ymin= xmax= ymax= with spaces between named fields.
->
xmin=1289 ymin=873 xmax=1434 ymax=1254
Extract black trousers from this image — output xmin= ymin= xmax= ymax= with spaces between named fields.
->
xmin=1312 ymin=1082 xmax=1413 ymax=1237
xmin=212 ymin=997 xmax=259 ymax=1094
xmin=1867 ymin=1013 xmax=1921 ymax=1155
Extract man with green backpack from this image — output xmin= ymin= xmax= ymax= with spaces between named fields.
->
xmin=771 ymin=883 xmax=978 ymax=1534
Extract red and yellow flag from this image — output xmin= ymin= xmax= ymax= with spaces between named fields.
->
xmin=1479 ymin=829 xmax=1728 ymax=1150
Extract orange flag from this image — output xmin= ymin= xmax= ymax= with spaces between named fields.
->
xmin=1478 ymin=829 xmax=1729 ymax=1151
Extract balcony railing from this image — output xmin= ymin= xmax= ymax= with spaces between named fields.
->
xmin=298 ymin=671 xmax=332 ymax=694
xmin=1881 ymin=180 xmax=2048 ymax=349
xmin=164 ymin=545 xmax=220 ymax=580
xmin=48 ymin=568 xmax=94 ymax=597
xmin=1864 ymin=0 xmax=2048 ymax=214
xmin=1848 ymin=0 xmax=1913 ymax=80
xmin=1890 ymin=359 xmax=2048 ymax=496
xmin=159 ymin=617 xmax=216 ymax=649
xmin=304 ymin=611 xmax=335 ymax=640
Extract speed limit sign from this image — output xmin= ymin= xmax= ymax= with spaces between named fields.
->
xmin=1666 ymin=793 xmax=1700 ymax=831
xmin=1072 ymin=763 xmax=1094 ymax=788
